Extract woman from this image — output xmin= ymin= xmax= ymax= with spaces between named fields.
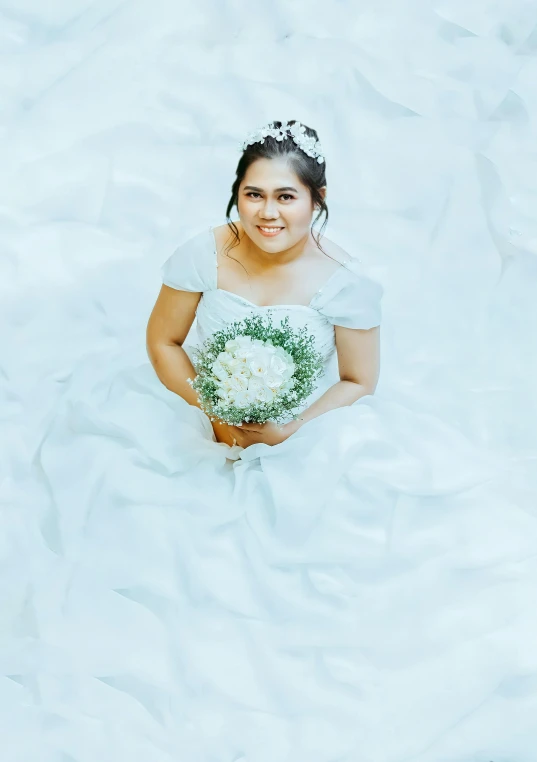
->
xmin=147 ymin=119 xmax=382 ymax=455
xmin=34 ymin=121 xmax=536 ymax=760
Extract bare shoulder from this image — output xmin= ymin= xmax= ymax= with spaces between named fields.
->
xmin=315 ymin=234 xmax=350 ymax=265
xmin=212 ymin=222 xmax=244 ymax=264
xmin=310 ymin=234 xmax=354 ymax=282
xmin=213 ymin=222 xmax=242 ymax=246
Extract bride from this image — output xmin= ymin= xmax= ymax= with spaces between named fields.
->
xmin=32 ymin=121 xmax=537 ymax=761
xmin=147 ymin=119 xmax=382 ymax=454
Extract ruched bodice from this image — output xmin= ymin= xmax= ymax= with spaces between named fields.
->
xmin=194 ymin=289 xmax=338 ymax=361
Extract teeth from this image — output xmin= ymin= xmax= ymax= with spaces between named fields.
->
xmin=259 ymin=227 xmax=282 ymax=232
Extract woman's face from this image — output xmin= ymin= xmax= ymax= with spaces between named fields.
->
xmin=237 ymin=157 xmax=326 ymax=251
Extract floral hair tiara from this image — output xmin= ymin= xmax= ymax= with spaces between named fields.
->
xmin=239 ymin=121 xmax=325 ymax=164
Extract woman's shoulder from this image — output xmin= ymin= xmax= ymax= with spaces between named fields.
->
xmin=317 ymin=233 xmax=381 ymax=281
xmin=160 ymin=226 xmax=217 ymax=293
xmin=317 ymin=234 xmax=350 ymax=263
xmin=211 ymin=222 xmax=241 ymax=264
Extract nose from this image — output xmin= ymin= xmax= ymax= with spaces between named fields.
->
xmin=260 ymin=198 xmax=280 ymax=219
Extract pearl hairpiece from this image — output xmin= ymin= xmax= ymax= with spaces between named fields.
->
xmin=239 ymin=121 xmax=325 ymax=164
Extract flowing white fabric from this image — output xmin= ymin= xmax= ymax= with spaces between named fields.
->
xmin=7 ymin=223 xmax=535 ymax=762
xmin=3 ymin=4 xmax=537 ymax=757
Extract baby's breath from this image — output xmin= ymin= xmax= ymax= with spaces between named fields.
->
xmin=190 ymin=312 xmax=324 ymax=426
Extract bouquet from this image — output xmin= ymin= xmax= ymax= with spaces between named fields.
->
xmin=187 ymin=312 xmax=324 ymax=426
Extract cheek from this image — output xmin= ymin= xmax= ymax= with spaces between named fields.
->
xmin=292 ymin=198 xmax=315 ymax=216
xmin=237 ymin=198 xmax=255 ymax=216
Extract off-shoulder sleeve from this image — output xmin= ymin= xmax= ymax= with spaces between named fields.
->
xmin=160 ymin=228 xmax=217 ymax=293
xmin=312 ymin=260 xmax=383 ymax=329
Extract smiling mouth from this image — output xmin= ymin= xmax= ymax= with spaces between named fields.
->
xmin=257 ymin=225 xmax=284 ymax=234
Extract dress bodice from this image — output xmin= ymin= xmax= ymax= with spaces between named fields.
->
xmin=196 ymin=288 xmax=338 ymax=362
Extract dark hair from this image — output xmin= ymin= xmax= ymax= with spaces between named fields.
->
xmin=224 ymin=120 xmax=328 ymax=256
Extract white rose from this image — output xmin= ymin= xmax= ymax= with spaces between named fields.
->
xmin=252 ymin=352 xmax=293 ymax=390
xmin=268 ymin=353 xmax=289 ymax=377
xmin=248 ymin=376 xmax=276 ymax=403
xmin=231 ymin=389 xmax=251 ymax=408
xmin=211 ymin=360 xmax=231 ymax=382
xmin=216 ymin=375 xmax=234 ymax=393
xmin=273 ymin=348 xmax=295 ymax=376
xmin=227 ymin=372 xmax=249 ymax=392
xmin=227 ymin=356 xmax=250 ymax=373
xmin=217 ymin=351 xmax=235 ymax=368
xmin=263 ymin=371 xmax=285 ymax=389
xmin=243 ymin=387 xmax=258 ymax=405
xmin=226 ymin=336 xmax=256 ymax=360
xmin=247 ymin=348 xmax=276 ymax=378
xmin=237 ymin=349 xmax=258 ymax=363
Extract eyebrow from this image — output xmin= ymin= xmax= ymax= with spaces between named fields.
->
xmin=244 ymin=185 xmax=299 ymax=193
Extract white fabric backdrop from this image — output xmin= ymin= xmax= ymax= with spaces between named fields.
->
xmin=1 ymin=1 xmax=536 ymax=760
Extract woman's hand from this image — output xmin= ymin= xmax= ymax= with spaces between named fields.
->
xmin=211 ymin=418 xmax=240 ymax=447
xmin=228 ymin=419 xmax=301 ymax=448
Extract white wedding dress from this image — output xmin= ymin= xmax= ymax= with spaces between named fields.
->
xmin=21 ymin=225 xmax=537 ymax=762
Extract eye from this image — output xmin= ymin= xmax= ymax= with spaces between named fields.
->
xmin=245 ymin=192 xmax=295 ymax=201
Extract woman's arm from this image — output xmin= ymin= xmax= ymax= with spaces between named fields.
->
xmin=289 ymin=323 xmax=380 ymax=432
xmin=146 ymin=284 xmax=203 ymax=406
xmin=146 ymin=285 xmax=237 ymax=446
